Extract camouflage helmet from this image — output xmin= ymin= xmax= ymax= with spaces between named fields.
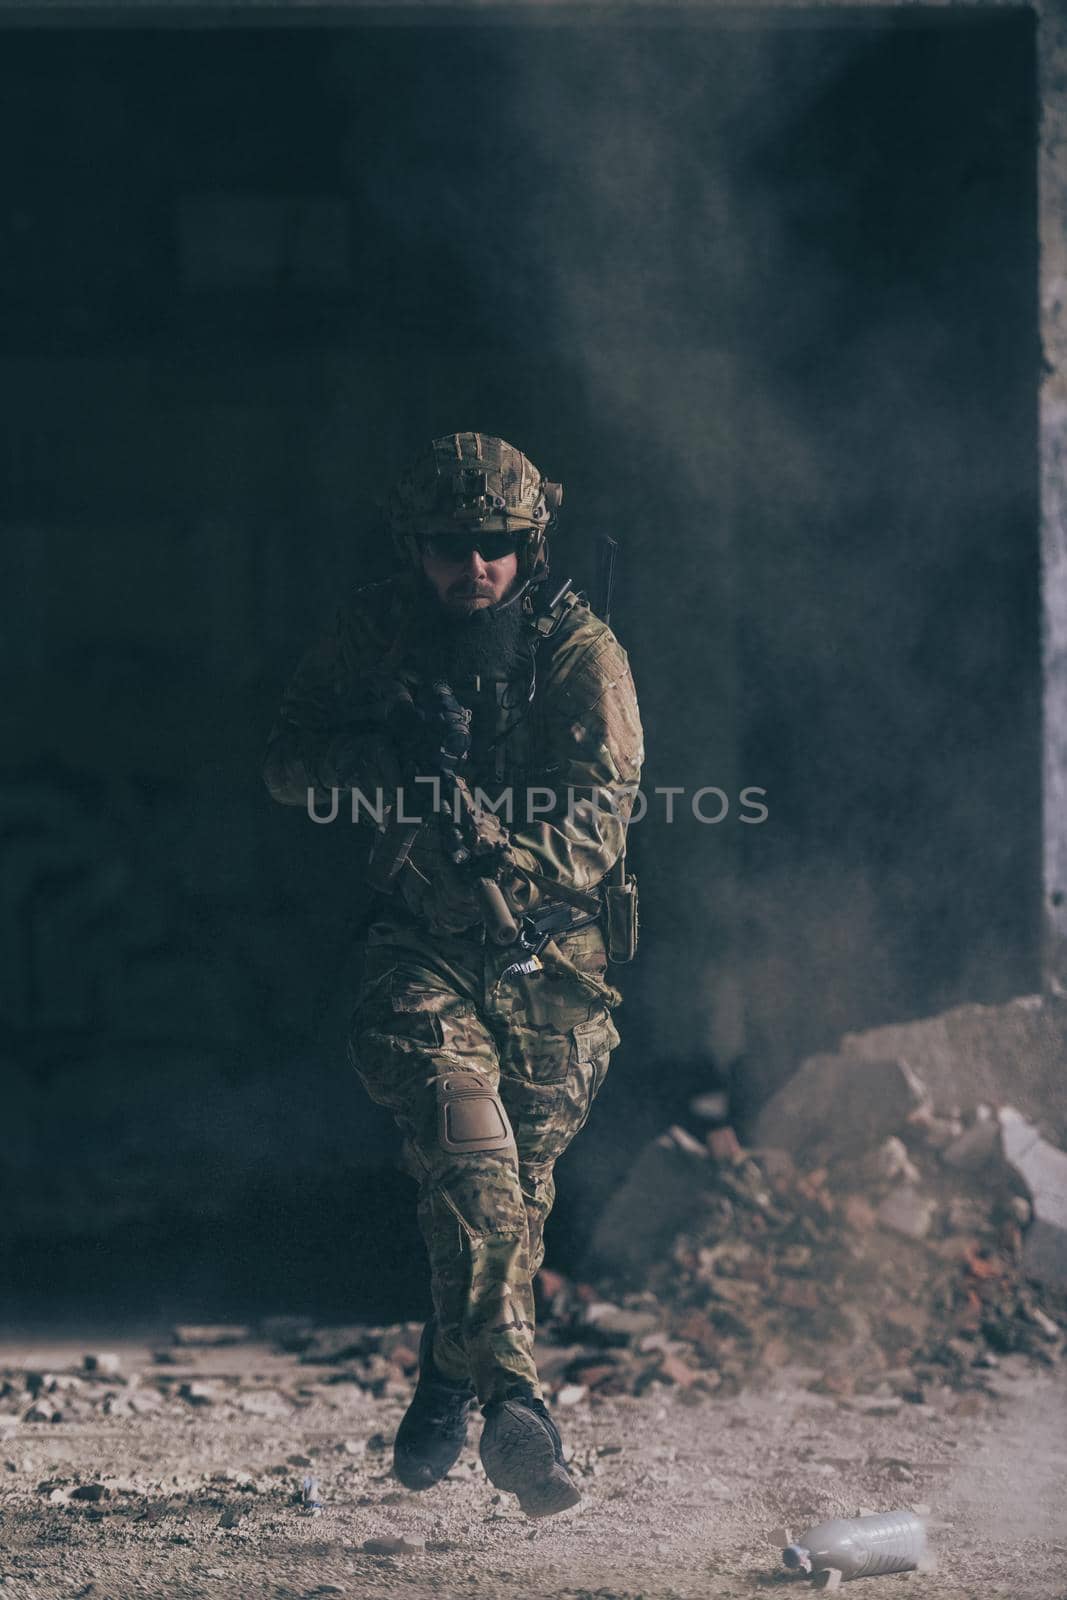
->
xmin=389 ymin=432 xmax=562 ymax=589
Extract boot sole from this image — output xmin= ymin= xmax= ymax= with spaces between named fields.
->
xmin=479 ymin=1401 xmax=582 ymax=1518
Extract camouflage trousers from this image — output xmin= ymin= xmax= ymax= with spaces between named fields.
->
xmin=347 ymin=915 xmax=620 ymax=1404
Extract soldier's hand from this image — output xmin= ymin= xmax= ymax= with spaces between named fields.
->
xmin=420 ymin=682 xmax=472 ymax=777
xmin=388 ymin=683 xmax=471 ymax=781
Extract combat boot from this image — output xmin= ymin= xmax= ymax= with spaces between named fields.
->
xmin=479 ymin=1383 xmax=582 ymax=1518
xmin=393 ymin=1319 xmax=476 ymax=1491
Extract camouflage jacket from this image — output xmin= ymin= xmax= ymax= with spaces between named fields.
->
xmin=263 ymin=574 xmax=644 ymax=940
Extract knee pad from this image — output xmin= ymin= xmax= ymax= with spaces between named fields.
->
xmin=437 ymin=1071 xmax=516 ymax=1156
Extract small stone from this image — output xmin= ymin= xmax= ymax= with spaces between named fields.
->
xmin=338 ymin=1438 xmax=365 ymax=1455
xmin=658 ymin=1352 xmax=700 ymax=1388
xmin=569 ymin=1362 xmax=616 ymax=1390
xmin=556 ymin=1384 xmax=587 ymax=1407
xmin=535 ymin=1267 xmax=567 ymax=1300
xmin=673 ymin=1309 xmax=719 ymax=1357
xmin=941 ymin=1118 xmax=999 ymax=1172
xmin=759 ymin=1337 xmax=791 ymax=1368
xmin=1026 ymin=1305 xmax=1061 ymax=1341
xmin=300 ymin=1326 xmax=379 ymax=1365
xmin=909 ymin=1110 xmax=964 ymax=1150
xmin=70 ymin=1483 xmax=109 ymax=1502
xmin=259 ymin=1314 xmax=314 ymax=1349
xmin=877 ymin=1187 xmax=936 ymax=1240
xmin=127 ymin=1390 xmax=162 ymax=1416
xmin=82 ymin=1353 xmax=121 ymax=1377
xmin=865 ymin=1136 xmax=920 ymax=1186
xmin=707 ymin=1125 xmax=744 ymax=1164
xmin=811 ymin=1367 xmax=856 ymax=1396
xmin=581 ymin=1303 xmax=660 ymax=1341
xmin=953 ymin=1394 xmax=984 ymax=1418
xmin=237 ymin=1388 xmax=290 ymax=1418
xmin=178 ymin=1382 xmax=217 ymax=1407
xmin=218 ymin=1507 xmax=243 ymax=1529
xmin=843 ymin=1194 xmax=878 ymax=1231
xmin=362 ymin=1535 xmax=424 ymax=1555
xmin=675 ymin=1383 xmax=707 ymax=1407
xmin=853 ymin=1396 xmax=902 ymax=1416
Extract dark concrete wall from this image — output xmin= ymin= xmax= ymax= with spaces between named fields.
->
xmin=1 ymin=16 xmax=1039 ymax=1318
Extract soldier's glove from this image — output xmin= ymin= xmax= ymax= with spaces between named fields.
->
xmin=387 ymin=684 xmax=471 ymax=783
xmin=420 ymin=681 xmax=472 ymax=779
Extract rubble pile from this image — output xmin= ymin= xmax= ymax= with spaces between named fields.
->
xmin=531 ymin=1047 xmax=1067 ymax=1405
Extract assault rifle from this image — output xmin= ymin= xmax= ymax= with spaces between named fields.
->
xmin=366 ymin=680 xmax=520 ymax=945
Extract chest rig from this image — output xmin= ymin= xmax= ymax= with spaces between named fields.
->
xmin=451 ymin=580 xmax=583 ymax=800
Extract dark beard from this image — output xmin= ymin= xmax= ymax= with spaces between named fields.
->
xmin=414 ymin=588 xmax=529 ymax=688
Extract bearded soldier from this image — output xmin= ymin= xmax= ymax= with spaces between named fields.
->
xmin=263 ymin=433 xmax=643 ymax=1518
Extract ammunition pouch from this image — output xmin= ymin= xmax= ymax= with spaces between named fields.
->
xmin=603 ymin=868 xmax=639 ymax=964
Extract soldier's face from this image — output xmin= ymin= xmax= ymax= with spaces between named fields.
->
xmin=419 ymin=540 xmax=519 ymax=617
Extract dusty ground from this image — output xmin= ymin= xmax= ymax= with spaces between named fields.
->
xmin=0 ymin=1337 xmax=1064 ymax=1600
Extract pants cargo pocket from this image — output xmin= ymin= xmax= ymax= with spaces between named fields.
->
xmin=502 ymin=1011 xmax=619 ymax=1165
xmin=347 ymin=976 xmax=447 ymax=1116
xmin=569 ymin=1011 xmax=619 ymax=1134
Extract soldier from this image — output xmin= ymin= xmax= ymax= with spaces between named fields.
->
xmin=263 ymin=433 xmax=643 ymax=1518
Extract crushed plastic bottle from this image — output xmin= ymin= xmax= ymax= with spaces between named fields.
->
xmin=782 ymin=1511 xmax=927 ymax=1586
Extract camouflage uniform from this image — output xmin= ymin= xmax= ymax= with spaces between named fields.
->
xmin=264 ymin=532 xmax=642 ymax=1408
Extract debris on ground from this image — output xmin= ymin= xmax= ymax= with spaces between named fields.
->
xmin=0 ymin=1002 xmax=1062 ymax=1439
xmin=3 ymin=1118 xmax=1060 ymax=1431
xmin=0 ymin=996 xmax=1064 ymax=1596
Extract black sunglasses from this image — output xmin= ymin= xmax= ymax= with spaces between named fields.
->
xmin=420 ymin=531 xmax=520 ymax=564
